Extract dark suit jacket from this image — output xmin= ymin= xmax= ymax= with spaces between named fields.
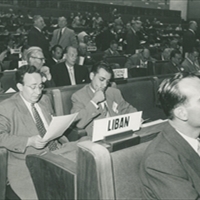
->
xmin=0 ymin=93 xmax=53 ymax=199
xmin=45 ymin=57 xmax=57 ymax=74
xmin=181 ymin=58 xmax=200 ymax=73
xmin=183 ymin=29 xmax=196 ymax=56
xmin=103 ymin=48 xmax=120 ymax=58
xmin=51 ymin=62 xmax=90 ymax=87
xmin=140 ymin=122 xmax=200 ymax=199
xmin=125 ymin=28 xmax=140 ymax=55
xmin=27 ymin=27 xmax=50 ymax=59
xmin=71 ymin=84 xmax=137 ymax=137
xmin=161 ymin=61 xmax=184 ymax=74
xmin=50 ymin=27 xmax=78 ymax=50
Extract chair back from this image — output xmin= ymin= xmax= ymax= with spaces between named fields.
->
xmin=26 ymin=152 xmax=77 ymax=200
xmin=105 ymin=56 xmax=127 ymax=68
xmin=0 ymin=148 xmax=7 ymax=200
xmin=77 ymin=139 xmax=152 ymax=199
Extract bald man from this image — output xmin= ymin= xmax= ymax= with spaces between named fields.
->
xmin=50 ymin=16 xmax=78 ymax=50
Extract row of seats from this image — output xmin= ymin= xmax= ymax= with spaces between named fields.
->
xmin=0 ymin=74 xmax=172 ymax=199
xmin=25 ymin=120 xmax=168 ymax=200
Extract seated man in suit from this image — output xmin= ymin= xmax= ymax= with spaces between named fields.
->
xmin=51 ymin=46 xmax=90 ymax=87
xmin=26 ymin=46 xmax=55 ymax=88
xmin=45 ymin=44 xmax=63 ymax=74
xmin=140 ymin=72 xmax=200 ymax=199
xmin=181 ymin=48 xmax=200 ymax=73
xmin=0 ymin=65 xmax=67 ymax=199
xmin=124 ymin=48 xmax=155 ymax=69
xmin=9 ymin=44 xmax=29 ymax=70
xmin=161 ymin=49 xmax=184 ymax=74
xmin=103 ymin=40 xmax=120 ymax=59
xmin=71 ymin=61 xmax=137 ymax=138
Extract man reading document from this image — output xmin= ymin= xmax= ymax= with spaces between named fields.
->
xmin=71 ymin=61 xmax=138 ymax=138
xmin=0 ymin=65 xmax=68 ymax=199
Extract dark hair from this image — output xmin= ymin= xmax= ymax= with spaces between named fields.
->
xmin=110 ymin=40 xmax=118 ymax=46
xmin=50 ymin=44 xmax=63 ymax=53
xmin=158 ymin=72 xmax=197 ymax=119
xmin=170 ymin=49 xmax=181 ymax=60
xmin=16 ymin=65 xmax=41 ymax=84
xmin=21 ymin=44 xmax=29 ymax=53
xmin=91 ymin=61 xmax=114 ymax=79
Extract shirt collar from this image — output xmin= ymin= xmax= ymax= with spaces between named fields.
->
xmin=34 ymin=26 xmax=41 ymax=32
xmin=176 ymin=129 xmax=199 ymax=153
xmin=89 ymin=84 xmax=95 ymax=93
xmin=189 ymin=29 xmax=195 ymax=34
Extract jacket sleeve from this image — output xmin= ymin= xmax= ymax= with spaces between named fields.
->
xmin=71 ymin=92 xmax=100 ymax=129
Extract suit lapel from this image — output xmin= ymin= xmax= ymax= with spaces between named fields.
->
xmin=14 ymin=94 xmax=39 ymax=136
xmin=163 ymin=123 xmax=200 ymax=177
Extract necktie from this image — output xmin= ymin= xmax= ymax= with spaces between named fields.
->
xmin=69 ymin=67 xmax=76 ymax=85
xmin=58 ymin=29 xmax=62 ymax=43
xmin=31 ymin=103 xmax=58 ymax=151
xmin=101 ymin=101 xmax=110 ymax=118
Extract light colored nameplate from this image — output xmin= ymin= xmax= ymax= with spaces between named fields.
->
xmin=92 ymin=111 xmax=142 ymax=142
xmin=113 ymin=68 xmax=128 ymax=79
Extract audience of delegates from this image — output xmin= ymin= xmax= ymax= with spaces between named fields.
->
xmin=181 ymin=48 xmax=200 ymax=73
xmin=140 ymin=72 xmax=200 ymax=199
xmin=50 ymin=16 xmax=78 ymax=50
xmin=161 ymin=49 xmax=183 ymax=74
xmin=124 ymin=48 xmax=155 ymax=69
xmin=71 ymin=61 xmax=137 ymax=137
xmin=182 ymin=20 xmax=198 ymax=58
xmin=26 ymin=46 xmax=55 ymax=88
xmin=103 ymin=40 xmax=120 ymax=59
xmin=27 ymin=15 xmax=50 ymax=60
xmin=0 ymin=65 xmax=68 ymax=199
xmin=51 ymin=46 xmax=90 ymax=87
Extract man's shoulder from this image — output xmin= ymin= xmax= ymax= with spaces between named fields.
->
xmin=65 ymin=27 xmax=74 ymax=34
xmin=72 ymin=84 xmax=89 ymax=98
xmin=0 ymin=93 xmax=20 ymax=109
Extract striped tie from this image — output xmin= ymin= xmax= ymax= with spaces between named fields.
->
xmin=31 ymin=103 xmax=58 ymax=151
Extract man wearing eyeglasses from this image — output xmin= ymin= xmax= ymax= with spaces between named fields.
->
xmin=26 ymin=46 xmax=55 ymax=88
xmin=0 ymin=65 xmax=67 ymax=199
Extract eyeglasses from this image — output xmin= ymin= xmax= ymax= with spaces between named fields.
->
xmin=25 ymin=84 xmax=44 ymax=90
xmin=30 ymin=56 xmax=45 ymax=62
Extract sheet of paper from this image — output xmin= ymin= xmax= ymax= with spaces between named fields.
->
xmin=5 ymin=88 xmax=16 ymax=93
xmin=42 ymin=113 xmax=78 ymax=142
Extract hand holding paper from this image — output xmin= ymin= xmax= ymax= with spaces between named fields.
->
xmin=42 ymin=113 xmax=78 ymax=142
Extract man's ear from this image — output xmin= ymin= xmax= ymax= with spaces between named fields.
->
xmin=174 ymin=106 xmax=188 ymax=121
xmin=17 ymin=83 xmax=23 ymax=92
xmin=89 ymin=72 xmax=94 ymax=81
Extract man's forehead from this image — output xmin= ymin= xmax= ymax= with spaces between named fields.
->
xmin=96 ymin=68 xmax=111 ymax=77
xmin=23 ymin=73 xmax=42 ymax=83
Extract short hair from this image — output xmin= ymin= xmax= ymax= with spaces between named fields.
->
xmin=170 ymin=49 xmax=181 ymax=60
xmin=50 ymin=44 xmax=63 ymax=53
xmin=26 ymin=46 xmax=43 ymax=61
xmin=21 ymin=44 xmax=29 ymax=53
xmin=158 ymin=72 xmax=198 ymax=119
xmin=33 ymin=15 xmax=42 ymax=23
xmin=16 ymin=65 xmax=41 ymax=84
xmin=110 ymin=40 xmax=118 ymax=46
xmin=65 ymin=46 xmax=77 ymax=54
xmin=91 ymin=61 xmax=114 ymax=78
